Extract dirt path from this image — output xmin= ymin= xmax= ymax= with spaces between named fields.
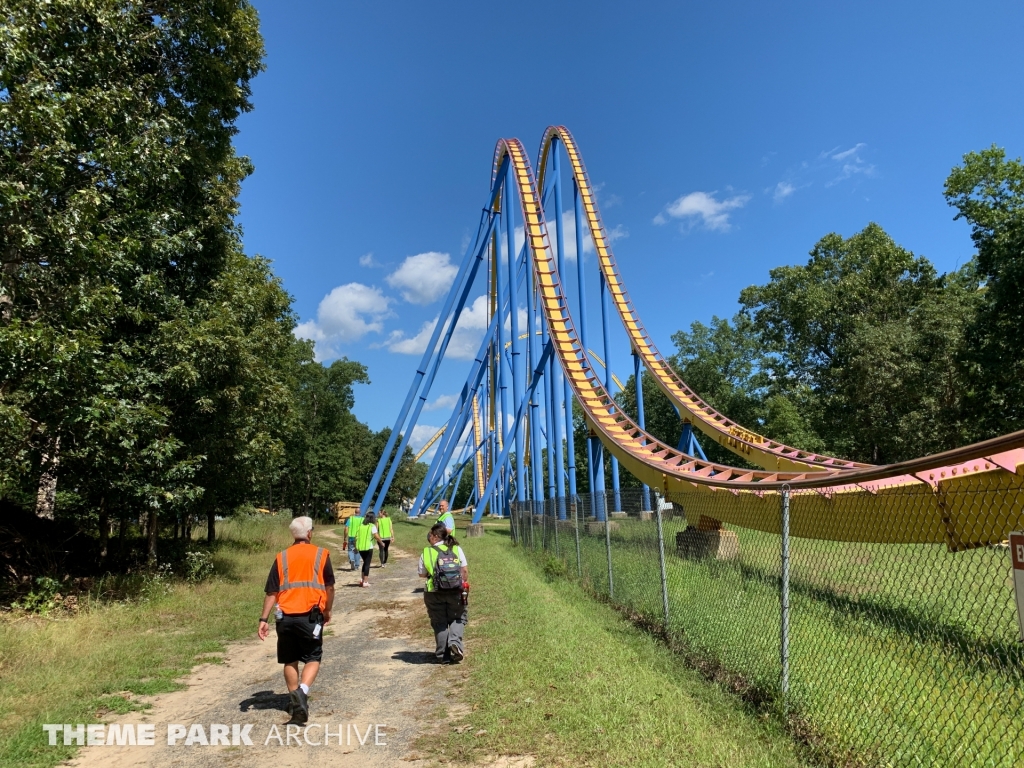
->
xmin=66 ymin=529 xmax=448 ymax=768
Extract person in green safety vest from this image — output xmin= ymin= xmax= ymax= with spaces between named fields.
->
xmin=355 ymin=512 xmax=384 ymax=587
xmin=418 ymin=522 xmax=469 ymax=663
xmin=342 ymin=513 xmax=362 ymax=571
xmin=436 ymin=498 xmax=455 ymax=534
xmin=377 ymin=510 xmax=395 ymax=568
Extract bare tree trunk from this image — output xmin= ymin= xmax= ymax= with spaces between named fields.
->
xmin=146 ymin=509 xmax=158 ymax=566
xmin=118 ymin=513 xmax=127 ymax=557
xmin=207 ymin=508 xmax=216 ymax=543
xmin=98 ymin=497 xmax=109 ymax=561
xmin=35 ymin=435 xmax=61 ymax=519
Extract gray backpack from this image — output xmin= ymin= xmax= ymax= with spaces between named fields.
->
xmin=431 ymin=545 xmax=462 ymax=591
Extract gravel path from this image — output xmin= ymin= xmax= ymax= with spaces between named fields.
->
xmin=66 ymin=529 xmax=449 ymax=768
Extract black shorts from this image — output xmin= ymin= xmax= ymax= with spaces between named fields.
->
xmin=275 ymin=613 xmax=323 ymax=664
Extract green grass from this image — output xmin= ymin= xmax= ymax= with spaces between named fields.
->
xmin=522 ymin=508 xmax=1024 ymax=767
xmin=397 ymin=517 xmax=811 ymax=768
xmin=0 ymin=516 xmax=291 ymax=768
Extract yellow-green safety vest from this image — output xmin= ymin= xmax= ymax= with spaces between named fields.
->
xmin=437 ymin=510 xmax=454 ymax=530
xmin=346 ymin=515 xmax=362 ymax=538
xmin=422 ymin=543 xmax=463 ymax=592
xmin=355 ymin=520 xmax=376 ymax=551
xmin=378 ymin=517 xmax=393 ymax=539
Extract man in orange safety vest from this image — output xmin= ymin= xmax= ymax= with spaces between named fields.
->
xmin=258 ymin=515 xmax=335 ymax=725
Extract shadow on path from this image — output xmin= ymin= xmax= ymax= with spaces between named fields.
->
xmin=239 ymin=690 xmax=290 ymax=713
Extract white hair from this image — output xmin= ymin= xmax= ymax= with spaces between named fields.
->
xmin=289 ymin=516 xmax=314 ymax=540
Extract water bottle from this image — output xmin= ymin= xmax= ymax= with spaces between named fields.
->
xmin=274 ymin=603 xmax=283 ymax=621
xmin=461 ymin=582 xmax=469 ymax=606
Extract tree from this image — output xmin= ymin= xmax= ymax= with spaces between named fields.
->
xmin=160 ymin=251 xmax=300 ymax=541
xmin=0 ymin=0 xmax=264 ymax=561
xmin=276 ymin=358 xmax=371 ymax=516
xmin=945 ymin=146 xmax=1024 ymax=436
xmin=739 ymin=223 xmax=977 ymax=463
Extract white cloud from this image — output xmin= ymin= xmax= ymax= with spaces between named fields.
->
xmin=386 ymin=295 xmax=492 ymax=360
xmin=606 ymin=224 xmax=629 ymax=243
xmin=772 ymin=181 xmax=796 ymax=202
xmin=358 ymin=252 xmax=381 ymax=268
xmin=655 ymin=191 xmax=750 ymax=232
xmin=386 ymin=251 xmax=459 ymax=305
xmin=410 ymin=424 xmax=443 ymax=463
xmin=424 ymin=393 xmax=459 ymax=412
xmin=824 ymin=143 xmax=876 ymax=186
xmin=294 ymin=283 xmax=393 ymax=360
xmin=830 ymin=143 xmax=865 ymax=162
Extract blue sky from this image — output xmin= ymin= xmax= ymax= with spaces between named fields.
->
xmin=235 ymin=1 xmax=1024 ymax=455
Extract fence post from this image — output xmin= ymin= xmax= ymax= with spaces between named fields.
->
xmin=604 ymin=491 xmax=614 ymax=598
xmin=553 ymin=498 xmax=560 ymax=557
xmin=574 ymin=495 xmax=582 ymax=578
xmin=655 ymin=496 xmax=670 ymax=629
xmin=780 ymin=485 xmax=791 ymax=710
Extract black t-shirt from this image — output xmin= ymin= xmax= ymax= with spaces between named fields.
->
xmin=265 ymin=544 xmax=335 ymax=594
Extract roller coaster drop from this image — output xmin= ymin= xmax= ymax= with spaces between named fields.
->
xmin=361 ymin=127 xmax=1024 ymax=549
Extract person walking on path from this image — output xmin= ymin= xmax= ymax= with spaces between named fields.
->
xmin=436 ymin=498 xmax=455 ymax=534
xmin=355 ymin=511 xmax=385 ymax=587
xmin=419 ymin=522 xmax=469 ymax=663
xmin=377 ymin=510 xmax=394 ymax=567
xmin=258 ymin=516 xmax=334 ymax=725
xmin=343 ymin=512 xmax=362 ymax=571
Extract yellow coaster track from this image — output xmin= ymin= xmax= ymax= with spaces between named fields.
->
xmin=495 ymin=134 xmax=1024 ymax=549
xmin=472 ymin=394 xmax=487 ymax=503
xmin=538 ymin=126 xmax=872 ymax=474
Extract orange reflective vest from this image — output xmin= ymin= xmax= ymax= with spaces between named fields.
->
xmin=275 ymin=543 xmax=328 ymax=614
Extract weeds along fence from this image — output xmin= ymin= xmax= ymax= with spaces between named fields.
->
xmin=509 ymin=486 xmax=1024 ymax=767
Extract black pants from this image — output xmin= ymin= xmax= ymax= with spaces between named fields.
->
xmin=378 ymin=539 xmax=391 ymax=564
xmin=359 ymin=549 xmax=373 ymax=577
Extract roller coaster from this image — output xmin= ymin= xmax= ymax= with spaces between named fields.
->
xmin=361 ymin=127 xmax=1024 ymax=550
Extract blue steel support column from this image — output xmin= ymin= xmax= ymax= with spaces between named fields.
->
xmin=594 ymin=439 xmax=607 ymax=521
xmin=574 ymin=178 xmax=596 ymax=520
xmin=543 ymin=312 xmax=557 ymax=514
xmin=472 ymin=342 xmax=553 ymax=524
xmin=505 ymin=169 xmax=527 ymax=509
xmin=633 ymin=350 xmax=652 ymax=512
xmin=599 ymin=269 xmax=622 ymax=513
xmin=362 ymin=163 xmax=506 ymax=516
xmin=524 ymin=239 xmax=544 ymax=515
xmin=369 ymin=212 xmax=496 ymax=520
xmin=549 ymin=139 xmax=569 ymax=519
xmin=493 ymin=227 xmax=509 ymax=518
xmin=411 ymin=302 xmax=504 ymax=517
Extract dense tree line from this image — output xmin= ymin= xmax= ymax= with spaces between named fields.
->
xmin=0 ymin=0 xmax=417 ymax=580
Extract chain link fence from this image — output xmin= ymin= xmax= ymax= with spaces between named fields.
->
xmin=509 ymin=485 xmax=1024 ymax=766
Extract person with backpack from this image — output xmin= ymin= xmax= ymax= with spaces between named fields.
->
xmin=418 ymin=522 xmax=469 ymax=663
xmin=377 ymin=510 xmax=394 ymax=567
xmin=355 ymin=512 xmax=384 ymax=587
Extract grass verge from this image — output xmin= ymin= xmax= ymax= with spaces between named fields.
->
xmin=0 ymin=515 xmax=290 ymax=768
xmin=399 ymin=517 xmax=810 ymax=768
